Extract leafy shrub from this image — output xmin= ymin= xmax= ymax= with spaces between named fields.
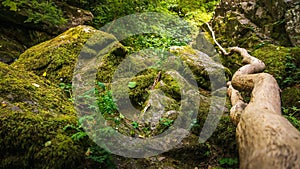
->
xmin=2 ymin=0 xmax=67 ymax=25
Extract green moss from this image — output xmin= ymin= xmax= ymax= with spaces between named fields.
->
xmin=170 ymin=46 xmax=211 ymax=89
xmin=160 ymin=73 xmax=181 ymax=101
xmin=34 ymin=134 xmax=88 ymax=169
xmin=0 ymin=62 xmax=99 ymax=169
xmin=282 ymin=85 xmax=300 ymax=109
xmin=281 ymin=85 xmax=300 ymax=122
xmin=251 ymin=44 xmax=300 ymax=87
xmin=13 ymin=25 xmax=127 ymax=85
xmin=128 ymin=70 xmax=159 ymax=108
xmin=96 ymin=52 xmax=127 ymax=83
xmin=211 ymin=12 xmax=265 ymax=49
xmin=12 ymin=26 xmax=96 ymax=84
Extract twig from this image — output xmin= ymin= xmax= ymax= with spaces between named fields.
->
xmin=205 ymin=22 xmax=230 ymax=55
xmin=140 ymin=71 xmax=162 ymax=118
xmin=150 ymin=71 xmax=162 ymax=90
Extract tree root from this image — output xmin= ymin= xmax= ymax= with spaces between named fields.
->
xmin=206 ymin=22 xmax=300 ymax=169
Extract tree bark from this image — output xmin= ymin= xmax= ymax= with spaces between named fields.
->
xmin=226 ymin=47 xmax=300 ymax=169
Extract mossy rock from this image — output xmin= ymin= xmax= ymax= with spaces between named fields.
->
xmin=0 ymin=62 xmax=99 ymax=169
xmin=170 ymin=46 xmax=226 ymax=90
xmin=211 ymin=1 xmax=292 ymax=47
xmin=13 ymin=25 xmax=127 ymax=85
xmin=12 ymin=25 xmax=97 ymax=84
xmin=251 ymin=44 xmax=300 ymax=87
xmin=281 ymin=85 xmax=300 ymax=121
xmin=211 ymin=11 xmax=265 ymax=49
xmin=9 ymin=24 xmax=236 ymax=168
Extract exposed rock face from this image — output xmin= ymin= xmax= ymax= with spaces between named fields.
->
xmin=285 ymin=1 xmax=300 ymax=46
xmin=211 ymin=0 xmax=300 ymax=47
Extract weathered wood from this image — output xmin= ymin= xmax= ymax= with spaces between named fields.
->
xmin=205 ymin=21 xmax=300 ymax=168
xmin=227 ymin=47 xmax=300 ymax=169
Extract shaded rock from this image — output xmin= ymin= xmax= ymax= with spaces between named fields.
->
xmin=282 ymin=85 xmax=300 ymax=109
xmin=57 ymin=2 xmax=94 ymax=33
xmin=0 ymin=23 xmax=52 ymax=64
xmin=139 ymin=88 xmax=179 ymax=130
xmin=281 ymin=84 xmax=300 ymax=119
xmin=211 ymin=0 xmax=300 ymax=47
xmin=0 ymin=2 xmax=93 ymax=35
xmin=0 ymin=2 xmax=93 ymax=64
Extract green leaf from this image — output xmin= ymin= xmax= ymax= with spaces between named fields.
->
xmin=2 ymin=0 xmax=17 ymax=11
xmin=97 ymin=81 xmax=105 ymax=90
xmin=128 ymin=81 xmax=137 ymax=88
xmin=119 ymin=113 xmax=125 ymax=119
xmin=131 ymin=121 xmax=139 ymax=129
xmin=44 ymin=141 xmax=52 ymax=147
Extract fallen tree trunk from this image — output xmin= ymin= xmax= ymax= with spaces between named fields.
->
xmin=206 ymin=23 xmax=300 ymax=169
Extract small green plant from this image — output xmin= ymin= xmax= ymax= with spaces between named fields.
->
xmin=131 ymin=121 xmax=139 ymax=129
xmin=70 ymin=130 xmax=88 ymax=141
xmin=253 ymin=42 xmax=266 ymax=50
xmin=97 ymin=90 xmax=118 ymax=115
xmin=59 ymin=82 xmax=73 ymax=99
xmin=128 ymin=81 xmax=137 ymax=89
xmin=159 ymin=118 xmax=174 ymax=126
xmin=63 ymin=117 xmax=115 ymax=166
xmin=282 ymin=105 xmax=300 ymax=131
xmin=122 ymin=33 xmax=189 ymax=53
xmin=219 ymin=157 xmax=239 ymax=167
xmin=282 ymin=55 xmax=300 ymax=87
xmin=283 ymin=106 xmax=300 ymax=116
xmin=86 ymin=146 xmax=115 ymax=167
xmin=63 ymin=118 xmax=89 ymax=141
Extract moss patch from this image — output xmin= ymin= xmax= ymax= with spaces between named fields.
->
xmin=251 ymin=44 xmax=300 ymax=87
xmin=0 ymin=62 xmax=99 ymax=169
xmin=13 ymin=25 xmax=97 ymax=84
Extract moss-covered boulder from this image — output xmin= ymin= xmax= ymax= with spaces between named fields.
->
xmin=170 ymin=46 xmax=226 ymax=90
xmin=12 ymin=25 xmax=97 ymax=84
xmin=0 ymin=62 xmax=99 ymax=169
xmin=13 ymin=25 xmax=127 ymax=85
